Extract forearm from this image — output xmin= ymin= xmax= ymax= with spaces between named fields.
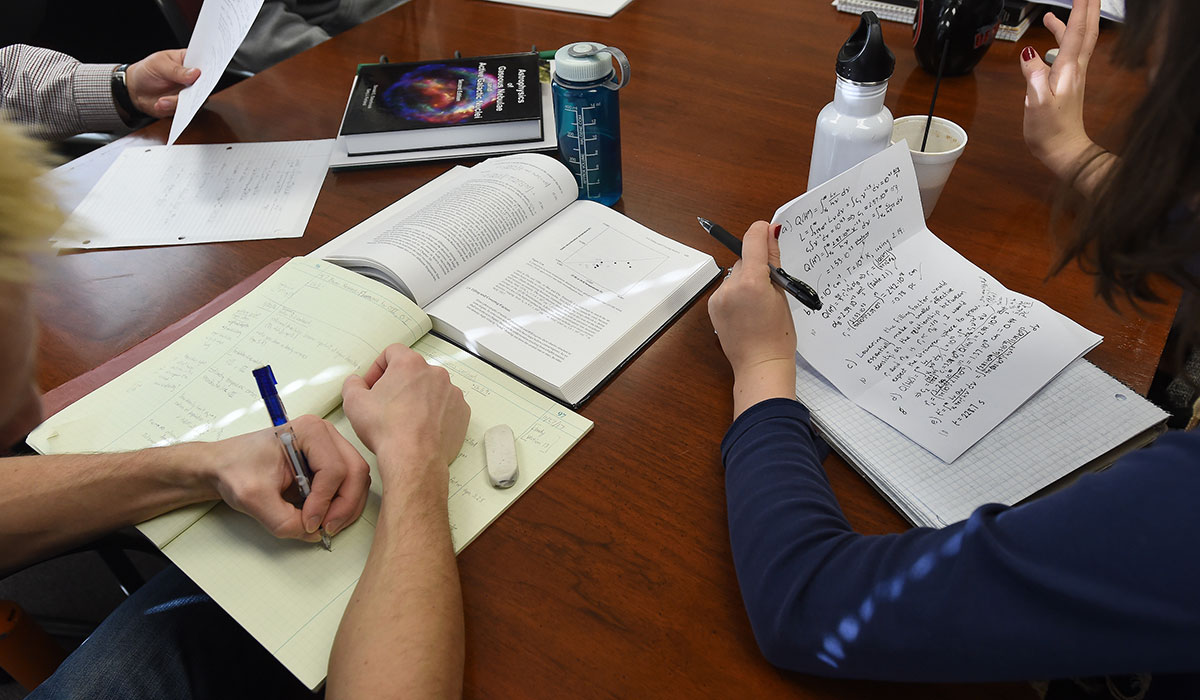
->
xmin=328 ymin=457 xmax=463 ymax=700
xmin=1071 ymin=147 xmax=1116 ymax=196
xmin=731 ymin=357 xmax=795 ymax=419
xmin=724 ymin=402 xmax=1200 ymax=681
xmin=0 ymin=443 xmax=217 ymax=574
xmin=0 ymin=44 xmax=125 ymax=139
xmin=1038 ymin=140 xmax=1117 ymax=197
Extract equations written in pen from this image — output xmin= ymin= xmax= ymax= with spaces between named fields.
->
xmin=54 ymin=139 xmax=334 ymax=250
xmin=774 ymin=143 xmax=1101 ymax=462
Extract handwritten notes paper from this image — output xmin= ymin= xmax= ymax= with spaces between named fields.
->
xmin=54 ymin=140 xmax=333 ymax=249
xmin=774 ymin=143 xmax=1100 ymax=461
xmin=169 ymin=0 xmax=265 ymax=145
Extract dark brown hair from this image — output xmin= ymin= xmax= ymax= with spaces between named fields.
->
xmin=1053 ymin=0 xmax=1200 ymax=329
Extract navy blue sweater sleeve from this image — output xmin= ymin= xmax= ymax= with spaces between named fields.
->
xmin=722 ymin=398 xmax=1200 ymax=682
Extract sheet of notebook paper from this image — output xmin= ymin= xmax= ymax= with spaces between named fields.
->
xmin=169 ymin=0 xmax=264 ymax=144
xmin=774 ymin=143 xmax=1101 ymax=462
xmin=54 ymin=140 xmax=333 ymax=249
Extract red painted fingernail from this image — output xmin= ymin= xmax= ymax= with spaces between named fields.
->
xmin=1021 ymin=46 xmax=1036 ymax=62
xmin=771 ymin=224 xmax=781 ymax=239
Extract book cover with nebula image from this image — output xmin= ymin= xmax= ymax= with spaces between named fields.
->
xmin=341 ymin=53 xmax=542 ymax=136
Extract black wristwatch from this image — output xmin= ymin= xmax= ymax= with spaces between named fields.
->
xmin=111 ymin=63 xmax=153 ymax=127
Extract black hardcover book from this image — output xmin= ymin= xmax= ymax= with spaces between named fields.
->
xmin=338 ymin=53 xmax=543 ymax=156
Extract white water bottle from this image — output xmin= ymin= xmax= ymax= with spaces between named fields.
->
xmin=807 ymin=11 xmax=896 ymax=190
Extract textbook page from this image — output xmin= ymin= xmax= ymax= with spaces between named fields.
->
xmin=169 ymin=0 xmax=265 ymax=145
xmin=158 ymin=334 xmax=593 ymax=690
xmin=426 ymin=199 xmax=719 ymax=403
xmin=774 ymin=143 xmax=1100 ymax=462
xmin=322 ymin=153 xmax=578 ymax=306
xmin=54 ymin=140 xmax=334 ymax=249
xmin=27 ymin=258 xmax=432 ymax=546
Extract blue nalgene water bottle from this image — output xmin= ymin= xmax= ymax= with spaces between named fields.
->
xmin=552 ymin=42 xmax=630 ymax=206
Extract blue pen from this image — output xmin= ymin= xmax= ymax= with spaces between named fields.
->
xmin=252 ymin=365 xmax=332 ymax=551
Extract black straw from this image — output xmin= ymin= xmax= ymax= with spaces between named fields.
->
xmin=921 ymin=38 xmax=950 ymax=152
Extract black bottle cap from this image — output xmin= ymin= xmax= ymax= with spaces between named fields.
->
xmin=836 ymin=11 xmax=896 ymax=84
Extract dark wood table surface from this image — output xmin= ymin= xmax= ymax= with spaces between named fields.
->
xmin=32 ymin=1 xmax=1172 ymax=698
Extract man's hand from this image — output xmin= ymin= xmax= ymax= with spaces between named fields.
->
xmin=207 ymin=414 xmax=371 ymax=542
xmin=330 ymin=345 xmax=469 ymax=700
xmin=342 ymin=344 xmax=470 ymax=492
xmin=125 ymin=49 xmax=200 ymax=118
xmin=1019 ymin=0 xmax=1106 ymax=184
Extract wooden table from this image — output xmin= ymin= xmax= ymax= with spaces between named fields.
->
xmin=32 ymin=1 xmax=1171 ymax=698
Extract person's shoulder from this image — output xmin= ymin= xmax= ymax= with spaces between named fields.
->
xmin=1112 ymin=428 xmax=1200 ymax=472
xmin=1058 ymin=428 xmax=1200 ymax=522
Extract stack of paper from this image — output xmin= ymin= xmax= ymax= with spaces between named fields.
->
xmin=797 ymin=355 xmax=1167 ymax=527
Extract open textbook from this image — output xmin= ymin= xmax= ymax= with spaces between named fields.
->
xmin=27 ymin=258 xmax=593 ymax=690
xmin=318 ymin=153 xmax=720 ymax=407
xmin=774 ymin=143 xmax=1101 ymax=461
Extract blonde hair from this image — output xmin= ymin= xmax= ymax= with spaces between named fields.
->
xmin=0 ymin=117 xmax=61 ymax=283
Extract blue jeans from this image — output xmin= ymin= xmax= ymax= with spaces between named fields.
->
xmin=28 ymin=565 xmax=309 ymax=699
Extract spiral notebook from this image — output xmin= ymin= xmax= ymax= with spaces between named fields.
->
xmin=796 ymin=355 xmax=1168 ymax=528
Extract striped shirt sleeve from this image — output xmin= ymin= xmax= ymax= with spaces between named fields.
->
xmin=1 ymin=44 xmax=126 ymax=140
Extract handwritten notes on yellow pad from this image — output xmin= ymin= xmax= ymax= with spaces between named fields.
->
xmin=27 ymin=258 xmax=593 ymax=689
xmin=29 ymin=258 xmax=432 ymax=547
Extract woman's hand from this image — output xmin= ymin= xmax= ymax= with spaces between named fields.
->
xmin=708 ymin=221 xmax=798 ymax=419
xmin=1019 ymin=0 xmax=1107 ymax=185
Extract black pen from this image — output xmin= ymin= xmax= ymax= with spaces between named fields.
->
xmin=697 ymin=217 xmax=822 ymax=311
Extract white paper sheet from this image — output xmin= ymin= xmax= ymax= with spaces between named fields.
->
xmin=774 ymin=143 xmax=1101 ymax=462
xmin=41 ymin=133 xmax=158 ymax=216
xmin=479 ymin=0 xmax=633 ymax=17
xmin=168 ymin=0 xmax=265 ymax=145
xmin=54 ymin=140 xmax=334 ymax=250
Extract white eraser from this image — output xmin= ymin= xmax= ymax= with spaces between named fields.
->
xmin=484 ymin=424 xmax=519 ymax=489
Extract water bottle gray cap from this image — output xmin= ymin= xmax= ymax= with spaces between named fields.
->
xmin=554 ymin=42 xmax=630 ymax=87
xmin=836 ymin=11 xmax=895 ymax=83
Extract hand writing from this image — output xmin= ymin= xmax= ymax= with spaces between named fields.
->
xmin=207 ymin=414 xmax=370 ymax=541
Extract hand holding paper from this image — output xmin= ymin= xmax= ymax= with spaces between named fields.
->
xmin=774 ymin=143 xmax=1101 ymax=461
xmin=169 ymin=0 xmax=265 ymax=145
xmin=126 ymin=49 xmax=200 ymax=118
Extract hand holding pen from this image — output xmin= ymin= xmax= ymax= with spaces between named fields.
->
xmin=251 ymin=366 xmax=370 ymax=550
xmin=698 ymin=217 xmax=821 ymax=311
xmin=706 ymin=220 xmax=801 ymax=418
